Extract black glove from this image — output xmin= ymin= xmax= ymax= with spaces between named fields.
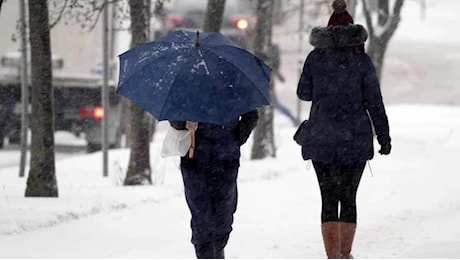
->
xmin=379 ymin=142 xmax=392 ymax=155
xmin=238 ymin=125 xmax=252 ymax=146
xmin=237 ymin=110 xmax=259 ymax=146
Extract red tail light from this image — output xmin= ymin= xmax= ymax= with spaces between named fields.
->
xmin=167 ymin=15 xmax=184 ymax=27
xmin=79 ymin=107 xmax=91 ymax=117
xmin=79 ymin=106 xmax=105 ymax=120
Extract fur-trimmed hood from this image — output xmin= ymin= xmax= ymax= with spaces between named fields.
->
xmin=309 ymin=24 xmax=368 ymax=49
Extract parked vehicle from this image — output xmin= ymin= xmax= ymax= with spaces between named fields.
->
xmin=0 ymin=53 xmax=122 ymax=152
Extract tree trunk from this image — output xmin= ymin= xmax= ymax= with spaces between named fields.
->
xmin=361 ymin=0 xmax=405 ymax=80
xmin=367 ymin=37 xmax=388 ymax=79
xmin=251 ymin=0 xmax=276 ymax=160
xmin=251 ymin=80 xmax=276 ymax=159
xmin=124 ymin=0 xmax=152 ymax=185
xmin=348 ymin=0 xmax=358 ymax=17
xmin=25 ymin=0 xmax=58 ymax=197
xmin=204 ymin=0 xmax=226 ymax=32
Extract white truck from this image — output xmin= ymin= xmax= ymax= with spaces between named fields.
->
xmin=0 ymin=52 xmax=123 ymax=152
xmin=0 ymin=1 xmax=124 ymax=152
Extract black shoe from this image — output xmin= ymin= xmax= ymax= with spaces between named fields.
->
xmin=194 ymin=243 xmax=214 ymax=259
xmin=215 ymin=248 xmax=225 ymax=259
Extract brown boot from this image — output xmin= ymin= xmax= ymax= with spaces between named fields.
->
xmin=321 ymin=221 xmax=340 ymax=259
xmin=339 ymin=222 xmax=357 ymax=259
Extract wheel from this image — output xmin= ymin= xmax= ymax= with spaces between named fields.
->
xmin=87 ymin=143 xmax=102 ymax=153
xmin=8 ymin=131 xmax=21 ymax=145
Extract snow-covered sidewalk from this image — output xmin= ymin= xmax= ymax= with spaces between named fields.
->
xmin=3 ymin=0 xmax=460 ymax=257
xmin=1 ymin=105 xmax=460 ymax=258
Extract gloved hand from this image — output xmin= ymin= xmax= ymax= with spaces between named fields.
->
xmin=238 ymin=126 xmax=252 ymax=146
xmin=379 ymin=142 xmax=392 ymax=155
xmin=237 ymin=110 xmax=258 ymax=146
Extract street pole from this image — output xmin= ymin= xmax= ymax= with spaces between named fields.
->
xmin=19 ymin=0 xmax=29 ymax=178
xmin=296 ymin=0 xmax=305 ymax=123
xmin=102 ymin=1 xmax=109 ymax=177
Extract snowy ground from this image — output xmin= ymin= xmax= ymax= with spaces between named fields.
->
xmin=1 ymin=0 xmax=460 ymax=258
xmin=1 ymin=105 xmax=460 ymax=259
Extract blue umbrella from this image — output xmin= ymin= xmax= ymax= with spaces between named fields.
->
xmin=117 ymin=29 xmax=271 ymax=125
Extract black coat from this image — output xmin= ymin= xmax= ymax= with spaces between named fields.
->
xmin=169 ymin=109 xmax=259 ymax=164
xmin=169 ymin=111 xmax=258 ymax=248
xmin=297 ymin=24 xmax=390 ymax=163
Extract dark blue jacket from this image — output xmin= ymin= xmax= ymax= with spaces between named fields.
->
xmin=297 ymin=25 xmax=390 ymax=163
xmin=170 ymin=109 xmax=258 ymax=165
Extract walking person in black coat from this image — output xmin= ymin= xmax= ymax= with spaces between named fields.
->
xmin=296 ymin=0 xmax=391 ymax=258
xmin=169 ymin=109 xmax=258 ymax=259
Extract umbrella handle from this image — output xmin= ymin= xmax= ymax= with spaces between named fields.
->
xmin=189 ymin=128 xmax=195 ymax=158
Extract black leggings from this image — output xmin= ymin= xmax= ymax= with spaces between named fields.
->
xmin=312 ymin=161 xmax=366 ymax=223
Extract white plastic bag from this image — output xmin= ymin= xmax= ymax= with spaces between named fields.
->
xmin=161 ymin=126 xmax=192 ymax=158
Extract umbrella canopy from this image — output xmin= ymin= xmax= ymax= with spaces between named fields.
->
xmin=117 ymin=30 xmax=271 ymax=125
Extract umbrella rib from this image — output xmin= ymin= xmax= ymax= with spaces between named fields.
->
xmin=196 ymin=62 xmax=234 ymax=124
xmin=201 ymin=45 xmax=271 ymax=102
xmin=194 ymin=47 xmax=225 ymax=124
xmin=202 ymin=45 xmax=271 ymax=111
xmin=157 ymin=48 xmax=196 ymax=121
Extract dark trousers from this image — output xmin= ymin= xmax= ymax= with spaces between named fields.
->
xmin=181 ymin=159 xmax=239 ymax=259
xmin=312 ymin=161 xmax=366 ymax=223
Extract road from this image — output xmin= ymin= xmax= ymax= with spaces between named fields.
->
xmin=0 ymin=131 xmax=87 ymax=170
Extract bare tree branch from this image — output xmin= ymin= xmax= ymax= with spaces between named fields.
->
xmin=381 ymin=0 xmax=404 ymax=42
xmin=49 ymin=0 xmax=69 ymax=29
xmin=48 ymin=0 xmax=123 ymax=32
xmin=361 ymin=0 xmax=405 ymax=41
xmin=360 ymin=0 xmax=405 ymax=79
xmin=361 ymin=0 xmax=374 ymax=38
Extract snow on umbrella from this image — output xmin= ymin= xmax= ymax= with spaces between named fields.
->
xmin=117 ymin=29 xmax=271 ymax=157
xmin=117 ymin=29 xmax=271 ymax=125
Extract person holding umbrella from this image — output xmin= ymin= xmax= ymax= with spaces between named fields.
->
xmin=296 ymin=0 xmax=391 ymax=258
xmin=169 ymin=109 xmax=258 ymax=259
xmin=117 ymin=30 xmax=271 ymax=258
